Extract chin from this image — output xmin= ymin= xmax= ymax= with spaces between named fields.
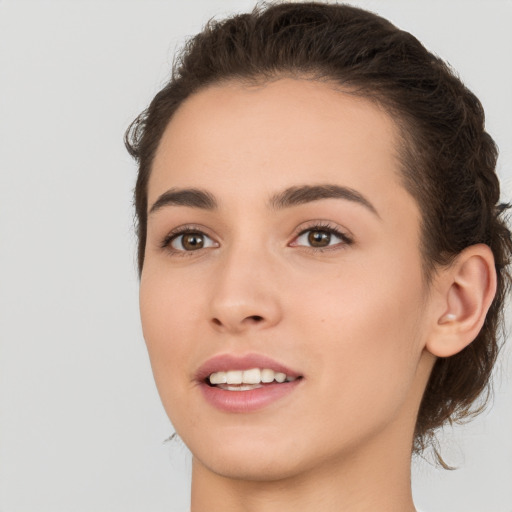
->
xmin=183 ymin=426 xmax=314 ymax=482
xmin=194 ymin=449 xmax=309 ymax=483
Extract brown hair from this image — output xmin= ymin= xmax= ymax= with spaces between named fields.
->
xmin=125 ymin=1 xmax=512 ymax=462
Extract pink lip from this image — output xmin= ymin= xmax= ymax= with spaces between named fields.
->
xmin=195 ymin=353 xmax=303 ymax=413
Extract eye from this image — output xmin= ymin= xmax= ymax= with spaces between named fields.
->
xmin=163 ymin=229 xmax=218 ymax=252
xmin=291 ymin=224 xmax=353 ymax=249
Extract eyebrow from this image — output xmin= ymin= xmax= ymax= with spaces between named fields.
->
xmin=149 ymin=188 xmax=218 ymax=214
xmin=149 ymin=184 xmax=379 ymax=218
xmin=269 ymin=184 xmax=380 ymax=218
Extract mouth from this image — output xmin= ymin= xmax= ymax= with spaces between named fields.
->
xmin=196 ymin=354 xmax=304 ymax=412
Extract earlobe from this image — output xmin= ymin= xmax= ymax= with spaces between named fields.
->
xmin=426 ymin=244 xmax=497 ymax=358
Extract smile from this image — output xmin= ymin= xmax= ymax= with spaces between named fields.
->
xmin=197 ymin=354 xmax=303 ymax=412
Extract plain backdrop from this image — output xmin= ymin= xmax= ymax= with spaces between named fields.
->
xmin=0 ymin=1 xmax=511 ymax=511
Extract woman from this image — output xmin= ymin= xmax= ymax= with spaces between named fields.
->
xmin=125 ymin=2 xmax=511 ymax=511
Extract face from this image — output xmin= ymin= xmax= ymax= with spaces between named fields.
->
xmin=141 ymin=78 xmax=436 ymax=481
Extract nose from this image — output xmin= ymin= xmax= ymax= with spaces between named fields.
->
xmin=208 ymin=245 xmax=282 ymax=334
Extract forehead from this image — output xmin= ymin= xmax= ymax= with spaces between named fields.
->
xmin=149 ymin=77 xmax=415 ymax=221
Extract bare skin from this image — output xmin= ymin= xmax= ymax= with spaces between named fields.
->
xmin=140 ymin=78 xmax=496 ymax=512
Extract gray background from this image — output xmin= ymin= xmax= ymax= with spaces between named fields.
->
xmin=0 ymin=1 xmax=511 ymax=511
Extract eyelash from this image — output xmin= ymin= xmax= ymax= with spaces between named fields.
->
xmin=159 ymin=224 xmax=213 ymax=256
xmin=160 ymin=222 xmax=353 ymax=256
xmin=292 ymin=222 xmax=354 ymax=251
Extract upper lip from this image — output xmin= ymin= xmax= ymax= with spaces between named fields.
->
xmin=195 ymin=353 xmax=302 ymax=382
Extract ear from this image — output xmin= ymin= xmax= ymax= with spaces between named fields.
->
xmin=425 ymin=244 xmax=497 ymax=358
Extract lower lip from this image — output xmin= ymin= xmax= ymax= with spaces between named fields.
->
xmin=199 ymin=380 xmax=302 ymax=413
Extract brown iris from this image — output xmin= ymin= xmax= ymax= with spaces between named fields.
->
xmin=308 ymin=230 xmax=331 ymax=247
xmin=181 ymin=233 xmax=205 ymax=250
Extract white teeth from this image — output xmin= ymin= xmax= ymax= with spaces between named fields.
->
xmin=209 ymin=372 xmax=227 ymax=385
xmin=218 ymin=384 xmax=263 ymax=391
xmin=243 ymin=368 xmax=261 ymax=384
xmin=261 ymin=368 xmax=275 ymax=383
xmin=226 ymin=370 xmax=243 ymax=385
xmin=274 ymin=372 xmax=286 ymax=383
xmin=208 ymin=368 xmax=298 ymax=386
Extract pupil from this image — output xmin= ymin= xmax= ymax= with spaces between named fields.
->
xmin=308 ymin=230 xmax=330 ymax=247
xmin=183 ymin=233 xmax=204 ymax=250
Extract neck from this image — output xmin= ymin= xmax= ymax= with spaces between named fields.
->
xmin=190 ymin=422 xmax=417 ymax=512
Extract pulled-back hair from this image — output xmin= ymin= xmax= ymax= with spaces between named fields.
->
xmin=125 ymin=1 xmax=512 ymax=462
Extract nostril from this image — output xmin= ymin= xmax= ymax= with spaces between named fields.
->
xmin=210 ymin=314 xmax=265 ymax=329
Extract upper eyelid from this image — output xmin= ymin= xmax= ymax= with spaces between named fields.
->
xmin=293 ymin=221 xmax=353 ymax=241
xmin=160 ymin=224 xmax=217 ymax=249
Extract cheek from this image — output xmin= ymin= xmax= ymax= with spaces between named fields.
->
xmin=296 ymin=251 xmax=427 ymax=422
xmin=138 ymin=270 xmax=202 ymax=401
xmin=140 ymin=261 xmax=204 ymax=340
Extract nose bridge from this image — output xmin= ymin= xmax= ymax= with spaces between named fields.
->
xmin=208 ymin=234 xmax=282 ymax=333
